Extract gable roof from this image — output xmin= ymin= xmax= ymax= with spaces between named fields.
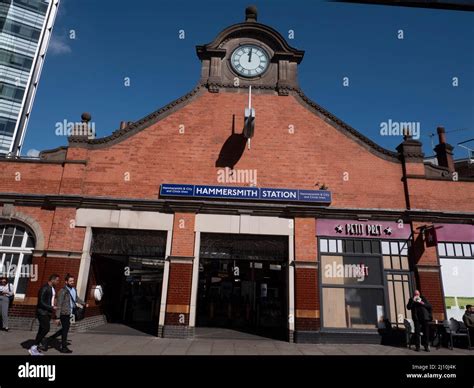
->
xmin=64 ymin=83 xmax=400 ymax=163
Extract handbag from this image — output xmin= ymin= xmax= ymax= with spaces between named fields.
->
xmin=7 ymin=283 xmax=14 ymax=309
xmin=66 ymin=287 xmax=85 ymax=321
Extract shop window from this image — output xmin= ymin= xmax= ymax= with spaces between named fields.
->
xmin=321 ymin=255 xmax=382 ymax=286
xmin=0 ymin=224 xmax=36 ymax=297
xmin=323 ymin=288 xmax=385 ymax=329
xmin=439 ymin=241 xmax=474 ymax=320
xmin=446 ymin=243 xmax=455 ymax=256
xmin=462 ymin=244 xmax=471 ymax=257
xmin=320 ymin=238 xmax=411 ymax=330
xmin=386 ymin=273 xmax=411 ymax=325
xmin=438 ymin=242 xmax=474 ymax=258
xmin=319 ymin=238 xmax=343 ymax=254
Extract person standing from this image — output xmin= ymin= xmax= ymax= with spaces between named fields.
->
xmin=0 ymin=276 xmax=14 ymax=332
xmin=462 ymin=304 xmax=474 ymax=344
xmin=407 ymin=289 xmax=433 ymax=352
xmin=29 ymin=274 xmax=60 ymax=356
xmin=48 ymin=274 xmax=87 ymax=354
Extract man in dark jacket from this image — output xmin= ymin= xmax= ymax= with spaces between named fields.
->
xmin=407 ymin=289 xmax=433 ymax=352
xmin=48 ymin=274 xmax=87 ymax=353
xmin=463 ymin=305 xmax=474 ymax=344
xmin=29 ymin=274 xmax=60 ymax=356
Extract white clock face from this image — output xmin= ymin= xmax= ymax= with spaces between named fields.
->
xmin=231 ymin=45 xmax=269 ymax=78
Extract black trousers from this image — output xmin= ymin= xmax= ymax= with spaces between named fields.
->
xmin=51 ymin=315 xmax=71 ymax=348
xmin=34 ymin=314 xmax=51 ymax=346
xmin=414 ymin=320 xmax=430 ymax=348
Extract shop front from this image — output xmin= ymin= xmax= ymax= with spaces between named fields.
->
xmin=435 ymin=224 xmax=474 ymax=321
xmin=316 ymin=219 xmax=413 ymax=342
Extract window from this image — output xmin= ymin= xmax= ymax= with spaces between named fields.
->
xmin=319 ymin=238 xmax=343 ymax=253
xmin=320 ymin=238 xmax=412 ymax=330
xmin=0 ymin=224 xmax=35 ymax=297
xmin=386 ymin=273 xmax=411 ymax=324
xmin=321 ymin=255 xmax=383 ymax=286
xmin=323 ymin=287 xmax=385 ymax=329
xmin=438 ymin=241 xmax=474 ymax=320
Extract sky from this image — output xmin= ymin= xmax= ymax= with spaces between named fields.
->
xmin=23 ymin=0 xmax=474 ymax=159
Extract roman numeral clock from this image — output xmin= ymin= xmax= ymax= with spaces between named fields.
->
xmin=196 ymin=6 xmax=304 ymax=95
xmin=231 ymin=45 xmax=269 ymax=78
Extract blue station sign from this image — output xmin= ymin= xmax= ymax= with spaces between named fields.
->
xmin=159 ymin=183 xmax=332 ymax=204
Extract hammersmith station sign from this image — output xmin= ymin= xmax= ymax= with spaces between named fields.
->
xmin=160 ymin=183 xmax=332 ymax=204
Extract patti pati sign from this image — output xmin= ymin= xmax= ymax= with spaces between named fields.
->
xmin=317 ymin=219 xmax=411 ymax=239
xmin=159 ymin=183 xmax=332 ymax=204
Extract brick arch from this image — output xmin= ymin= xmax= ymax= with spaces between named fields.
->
xmin=0 ymin=211 xmax=45 ymax=251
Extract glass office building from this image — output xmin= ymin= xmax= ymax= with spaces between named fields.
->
xmin=0 ymin=0 xmax=59 ymax=155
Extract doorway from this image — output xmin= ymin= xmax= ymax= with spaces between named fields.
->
xmin=90 ymin=228 xmax=167 ymax=335
xmin=196 ymin=233 xmax=289 ymax=340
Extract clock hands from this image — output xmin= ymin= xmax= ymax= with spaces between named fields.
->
xmin=248 ymin=48 xmax=252 ymax=62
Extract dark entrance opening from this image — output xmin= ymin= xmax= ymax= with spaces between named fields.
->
xmin=90 ymin=229 xmax=167 ymax=336
xmin=197 ymin=233 xmax=289 ymax=341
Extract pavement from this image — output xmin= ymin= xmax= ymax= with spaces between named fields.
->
xmin=1 ymin=324 xmax=472 ymax=356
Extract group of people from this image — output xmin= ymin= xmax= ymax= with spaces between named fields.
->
xmin=407 ymin=289 xmax=474 ymax=351
xmin=1 ymin=273 xmax=87 ymax=355
xmin=28 ymin=273 xmax=88 ymax=355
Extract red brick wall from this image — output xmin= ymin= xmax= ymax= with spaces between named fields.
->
xmin=295 ymin=218 xmax=316 ymax=262
xmin=294 ymin=217 xmax=320 ymax=331
xmin=408 ymin=179 xmax=474 ymax=212
xmin=166 ymin=263 xmax=193 ymax=306
xmin=412 ymin=221 xmax=439 ymax=266
xmin=170 ymin=213 xmax=195 ymax=257
xmin=165 ymin=212 xmax=195 ymax=324
xmin=417 ymin=271 xmax=445 ymax=321
xmin=0 ymin=92 xmax=470 ymax=213
xmin=66 ymin=93 xmax=408 ymax=208
xmin=165 ymin=262 xmax=193 ymax=325
xmin=295 ymin=267 xmax=320 ymax=331
xmin=411 ymin=221 xmax=445 ymax=320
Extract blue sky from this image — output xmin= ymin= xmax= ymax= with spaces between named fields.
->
xmin=24 ymin=0 xmax=474 ymax=159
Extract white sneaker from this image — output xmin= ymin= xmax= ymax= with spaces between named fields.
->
xmin=28 ymin=345 xmax=43 ymax=356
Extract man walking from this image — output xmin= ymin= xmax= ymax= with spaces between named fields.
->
xmin=407 ymin=289 xmax=433 ymax=352
xmin=29 ymin=274 xmax=60 ymax=356
xmin=0 ymin=276 xmax=14 ymax=332
xmin=48 ymin=274 xmax=87 ymax=353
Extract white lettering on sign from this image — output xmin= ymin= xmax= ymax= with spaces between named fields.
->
xmin=345 ymin=224 xmax=382 ymax=236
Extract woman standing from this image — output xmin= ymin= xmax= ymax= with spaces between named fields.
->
xmin=0 ymin=276 xmax=14 ymax=332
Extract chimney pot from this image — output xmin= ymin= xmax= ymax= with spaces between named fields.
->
xmin=120 ymin=121 xmax=127 ymax=130
xmin=437 ymin=126 xmax=446 ymax=144
xmin=434 ymin=126 xmax=455 ymax=173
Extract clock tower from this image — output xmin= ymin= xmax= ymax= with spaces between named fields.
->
xmin=196 ymin=5 xmax=305 ymax=95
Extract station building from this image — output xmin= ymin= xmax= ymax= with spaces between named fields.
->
xmin=0 ymin=6 xmax=472 ymax=343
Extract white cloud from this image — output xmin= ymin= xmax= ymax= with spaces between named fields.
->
xmin=48 ymin=36 xmax=72 ymax=55
xmin=26 ymin=149 xmax=40 ymax=157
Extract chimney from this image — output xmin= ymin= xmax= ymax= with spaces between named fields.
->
xmin=119 ymin=121 xmax=127 ymax=130
xmin=434 ymin=126 xmax=455 ymax=172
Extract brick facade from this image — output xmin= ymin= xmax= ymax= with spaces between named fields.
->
xmin=0 ymin=9 xmax=472 ymax=342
